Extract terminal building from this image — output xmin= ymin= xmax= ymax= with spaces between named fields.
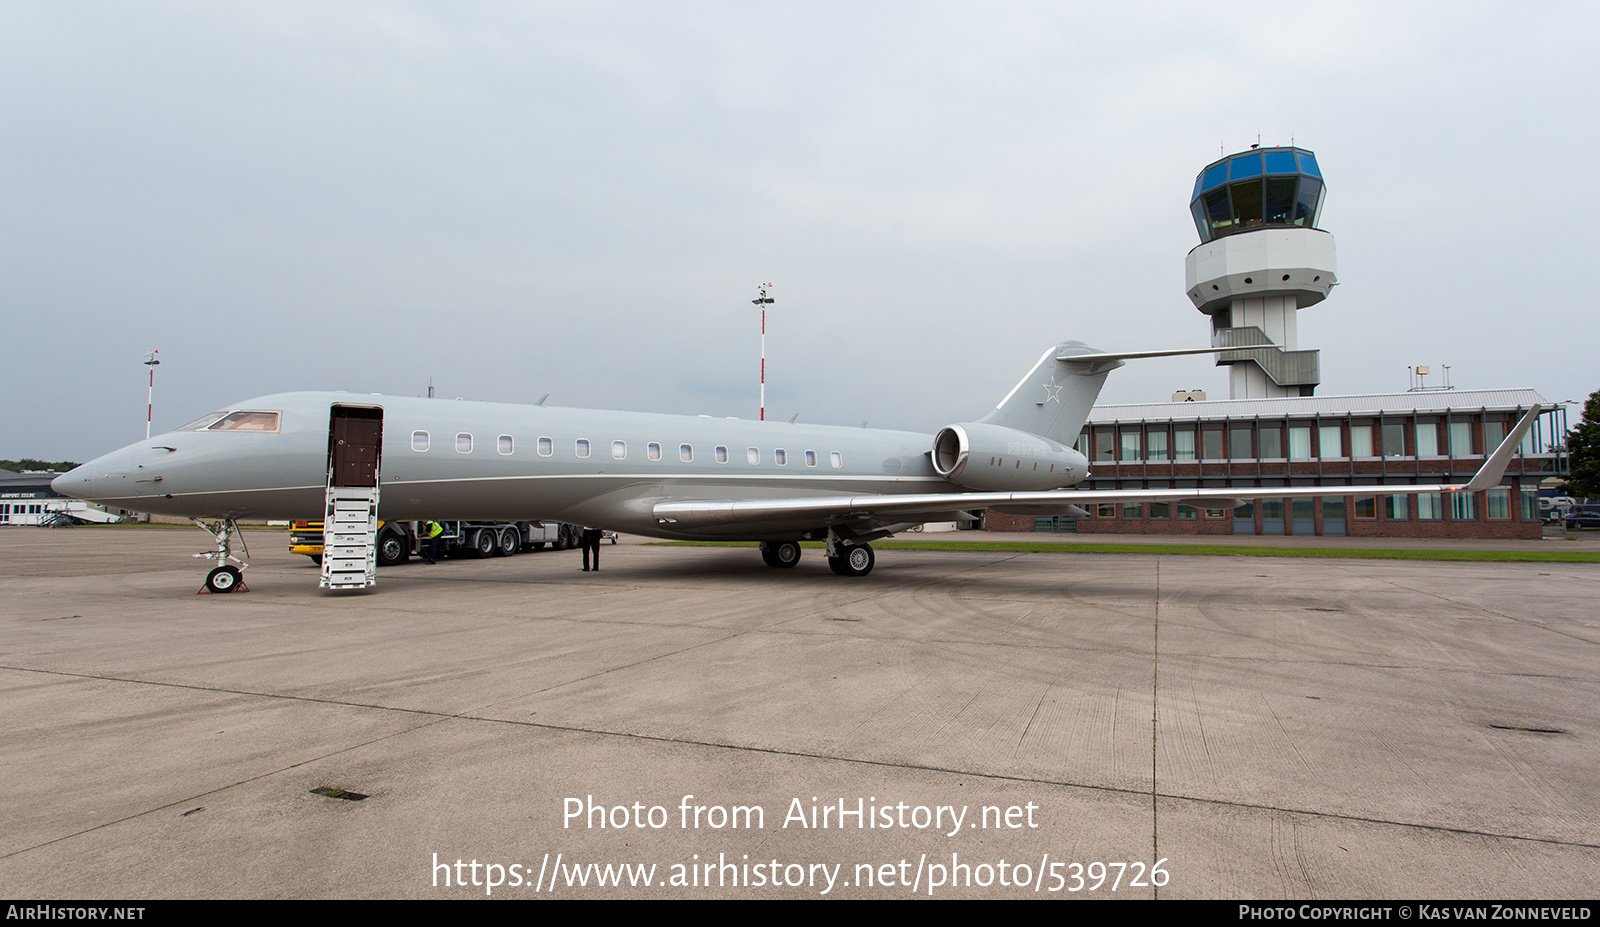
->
xmin=986 ymin=146 xmax=1567 ymax=539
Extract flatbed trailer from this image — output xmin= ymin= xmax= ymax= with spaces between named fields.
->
xmin=289 ymin=519 xmax=583 ymax=566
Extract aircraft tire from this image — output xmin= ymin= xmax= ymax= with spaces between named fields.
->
xmin=496 ymin=527 xmax=519 ymax=556
xmin=205 ymin=566 xmax=243 ymax=593
xmin=762 ymin=540 xmax=802 ymax=568
xmin=828 ymin=543 xmax=874 ymax=577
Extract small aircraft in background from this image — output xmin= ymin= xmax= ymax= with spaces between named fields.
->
xmin=54 ymin=341 xmax=1538 ymax=592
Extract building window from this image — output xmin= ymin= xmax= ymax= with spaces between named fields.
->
xmin=1382 ymin=422 xmax=1406 ymax=457
xmin=1449 ymin=421 xmax=1474 ymax=456
xmin=746 ymin=447 xmax=760 ymax=465
xmin=1354 ymin=496 xmax=1377 ymax=519
xmin=456 ymin=433 xmax=473 ymax=454
xmin=1486 ymin=487 xmax=1511 ymax=519
xmin=1202 ymin=428 xmax=1224 ymax=460
xmin=1147 ymin=431 xmax=1168 ymax=461
xmin=1416 ymin=421 xmax=1440 ymax=456
xmin=1319 ymin=424 xmax=1343 ymax=458
xmin=680 ymin=444 xmax=693 ymax=462
xmin=1122 ymin=502 xmax=1144 ymax=519
xmin=538 ymin=436 xmax=553 ymax=456
xmin=648 ymin=442 xmax=662 ymax=461
xmin=1350 ymin=424 xmax=1374 ymax=457
xmin=1288 ymin=425 xmax=1311 ymax=459
xmin=498 ymin=435 xmax=514 ymax=455
xmin=1258 ymin=425 xmax=1283 ymax=459
xmin=1521 ymin=487 xmax=1540 ymax=521
xmin=1451 ymin=491 xmax=1477 ymax=521
xmin=1094 ymin=428 xmax=1115 ymax=461
xmin=1485 ymin=420 xmax=1507 ymax=449
xmin=576 ymin=439 xmax=590 ymax=458
xmin=411 ymin=431 xmax=430 ymax=452
xmin=1174 ymin=428 xmax=1196 ymax=461
xmin=1097 ymin=503 xmax=1116 ymax=518
xmin=715 ymin=446 xmax=728 ymax=463
xmin=612 ymin=440 xmax=626 ymax=459
xmin=1417 ymin=493 xmax=1443 ymax=520
xmin=1229 ymin=426 xmax=1253 ymax=459
xmin=1386 ymin=495 xmax=1410 ymax=520
xmin=1120 ymin=429 xmax=1141 ymax=462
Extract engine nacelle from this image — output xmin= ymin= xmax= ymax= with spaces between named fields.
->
xmin=931 ymin=423 xmax=1088 ymax=492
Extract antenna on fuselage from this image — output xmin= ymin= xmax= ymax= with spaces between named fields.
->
xmin=536 ymin=394 xmax=549 ymax=406
xmin=787 ymin=413 xmax=799 ymax=423
xmin=427 ymin=378 xmax=434 ymax=399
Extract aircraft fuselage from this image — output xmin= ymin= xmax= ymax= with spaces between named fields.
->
xmin=54 ymin=391 xmax=1000 ymax=540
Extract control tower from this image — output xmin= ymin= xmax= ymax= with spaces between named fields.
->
xmin=1185 ymin=146 xmax=1336 ymax=398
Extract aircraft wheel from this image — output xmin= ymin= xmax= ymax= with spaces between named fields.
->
xmin=496 ymin=527 xmax=519 ymax=556
xmin=828 ymin=543 xmax=874 ymax=577
xmin=206 ymin=566 xmax=243 ymax=593
xmin=376 ymin=529 xmax=409 ymax=567
xmin=472 ymin=529 xmax=496 ymax=558
xmin=762 ymin=540 xmax=802 ymax=568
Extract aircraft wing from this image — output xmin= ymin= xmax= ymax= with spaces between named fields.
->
xmin=653 ymin=406 xmax=1539 ymax=533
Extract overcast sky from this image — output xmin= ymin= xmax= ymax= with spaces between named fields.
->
xmin=4 ymin=2 xmax=1595 ymax=462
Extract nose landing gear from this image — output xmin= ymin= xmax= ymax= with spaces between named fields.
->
xmin=193 ymin=518 xmax=251 ymax=594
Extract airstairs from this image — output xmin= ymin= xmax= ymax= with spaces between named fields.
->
xmin=320 ymin=485 xmax=379 ymax=589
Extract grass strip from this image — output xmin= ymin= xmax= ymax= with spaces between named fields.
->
xmin=645 ymin=540 xmax=1600 ymax=563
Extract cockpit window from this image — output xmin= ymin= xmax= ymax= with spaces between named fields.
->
xmin=176 ymin=411 xmax=230 ymax=431
xmin=206 ymin=411 xmax=281 ymax=432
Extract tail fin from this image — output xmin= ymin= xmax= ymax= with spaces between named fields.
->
xmin=978 ymin=341 xmax=1122 ymax=446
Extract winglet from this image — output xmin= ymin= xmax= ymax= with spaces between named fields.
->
xmin=1462 ymin=405 xmax=1541 ymax=493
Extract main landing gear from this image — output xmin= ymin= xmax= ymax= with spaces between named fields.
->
xmin=827 ymin=542 xmax=874 ymax=577
xmin=759 ymin=540 xmax=802 ymax=568
xmin=193 ymin=518 xmax=250 ymax=594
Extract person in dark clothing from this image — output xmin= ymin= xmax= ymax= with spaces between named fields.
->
xmin=421 ymin=520 xmax=443 ymax=564
xmin=581 ymin=526 xmax=603 ymax=571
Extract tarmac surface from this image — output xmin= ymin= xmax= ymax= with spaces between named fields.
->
xmin=2 ymin=526 xmax=1596 ymax=899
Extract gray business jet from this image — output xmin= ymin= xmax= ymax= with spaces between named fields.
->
xmin=53 ymin=341 xmax=1537 ymax=592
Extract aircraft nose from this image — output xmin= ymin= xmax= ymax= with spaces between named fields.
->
xmin=52 ymin=447 xmax=139 ymax=502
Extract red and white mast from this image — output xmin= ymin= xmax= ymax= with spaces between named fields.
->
xmin=751 ymin=284 xmax=774 ymax=420
xmin=143 ymin=349 xmax=160 ymax=438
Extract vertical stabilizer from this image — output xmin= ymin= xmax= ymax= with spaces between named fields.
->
xmin=978 ymin=341 xmax=1121 ymax=446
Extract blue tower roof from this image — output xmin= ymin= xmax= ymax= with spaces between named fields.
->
xmin=1190 ymin=146 xmax=1326 ymax=243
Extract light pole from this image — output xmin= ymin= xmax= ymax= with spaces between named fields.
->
xmin=143 ymin=349 xmax=160 ymax=439
xmin=751 ymin=284 xmax=774 ymax=421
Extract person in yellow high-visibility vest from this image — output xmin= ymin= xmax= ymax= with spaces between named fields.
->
xmin=422 ymin=520 xmax=444 ymax=564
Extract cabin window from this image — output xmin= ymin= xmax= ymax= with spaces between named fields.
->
xmin=680 ymin=443 xmax=693 ymax=462
xmin=177 ymin=410 xmax=229 ymax=431
xmin=576 ymin=439 xmax=590 ymax=458
xmin=805 ymin=450 xmax=817 ymax=467
xmin=830 ymin=451 xmax=843 ymax=469
xmin=715 ymin=446 xmax=729 ymax=463
xmin=208 ymin=410 xmax=281 ymax=432
xmin=456 ymin=433 xmax=473 ymax=454
xmin=612 ymin=440 xmax=627 ymax=459
xmin=498 ymin=435 xmax=514 ymax=455
xmin=537 ymin=436 xmax=553 ymax=456
xmin=746 ymin=447 xmax=760 ymax=465
xmin=648 ymin=442 xmax=662 ymax=461
xmin=411 ymin=431 xmax=430 ymax=452
xmin=774 ymin=449 xmax=787 ymax=465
